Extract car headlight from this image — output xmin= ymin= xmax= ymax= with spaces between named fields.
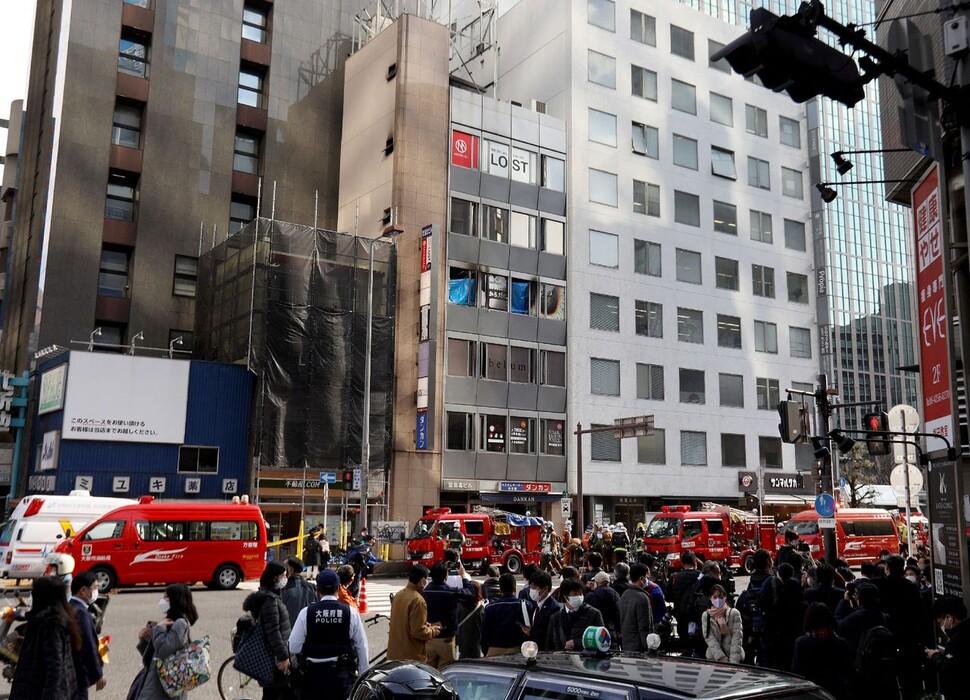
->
xmin=666 ymin=553 xmax=679 ymax=561
xmin=420 ymin=552 xmax=434 ymax=560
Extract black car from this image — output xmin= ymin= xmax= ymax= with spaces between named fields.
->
xmin=441 ymin=652 xmax=834 ymax=700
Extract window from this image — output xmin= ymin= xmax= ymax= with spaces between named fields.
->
xmin=136 ymin=521 xmax=189 ymax=541
xmin=709 ymin=39 xmax=730 ymax=73
xmin=792 ymin=381 xmax=814 ymax=394
xmin=637 ymin=429 xmax=665 ymax=463
xmin=679 ymin=368 xmax=705 ymax=404
xmin=173 ymin=255 xmax=198 ymax=297
xmin=509 ymin=346 xmax=535 ymax=383
xmin=750 ymin=210 xmax=773 ymax=243
xmin=752 ymin=264 xmax=775 ymax=298
xmin=746 ymin=104 xmax=768 ymax=137
xmin=448 ymin=268 xmax=476 ymax=306
xmin=230 ymin=196 xmax=255 ymax=235
xmin=784 ymin=219 xmax=806 ymax=251
xmin=748 ymin=157 xmax=770 ymax=190
xmin=238 ymin=67 xmax=265 ymax=108
xmin=481 ymin=273 xmax=508 ymax=311
xmin=589 ymin=108 xmax=617 ymax=146
xmin=672 ymin=134 xmax=698 ymax=170
xmin=590 ymin=358 xmax=621 ymax=396
xmin=790 ymin=326 xmax=812 ymax=358
xmin=99 ymin=249 xmax=129 ymax=298
xmin=676 ymin=248 xmax=701 ymax=284
xmin=540 ymin=350 xmax=566 ymax=387
xmin=722 ymin=434 xmax=746 ymax=467
xmin=118 ymin=33 xmax=149 ymax=78
xmin=450 ymin=198 xmax=476 ymax=236
xmin=589 ymin=230 xmax=619 ymax=267
xmin=482 ymin=205 xmax=509 ymax=243
xmin=539 ymin=283 xmax=565 ymax=319
xmin=589 ymin=169 xmax=618 ymax=206
xmin=512 ymin=278 xmax=535 ymax=316
xmin=588 ymin=50 xmax=616 ymax=88
xmin=541 ymin=419 xmax=565 ymax=456
xmin=782 ymin=167 xmax=804 ymax=199
xmin=788 ymin=272 xmax=809 ymax=303
xmin=541 ymin=219 xmax=565 ymax=254
xmin=759 ymin=436 xmax=783 ymax=469
xmin=674 ymin=190 xmax=700 ymax=226
xmin=588 ymin=0 xmax=615 ymax=30
xmin=780 ymin=116 xmax=801 ymax=147
xmin=541 ymin=155 xmax=565 ymax=191
xmin=178 ymin=446 xmax=219 ymax=474
xmin=717 ymin=314 xmax=742 ymax=349
xmin=756 ymin=377 xmax=780 ymax=409
xmin=480 ymin=414 xmax=507 ymax=453
xmin=633 ymin=180 xmax=660 ymax=216
xmin=233 ymin=131 xmax=260 ymax=174
xmin=509 ymin=417 xmax=536 ymax=454
xmin=105 ymin=171 xmax=138 ymax=222
xmin=637 ymin=363 xmax=664 ymax=400
xmin=755 ymin=320 xmax=778 ymax=353
xmin=211 ymin=521 xmax=259 ymax=541
xmin=242 ymin=4 xmax=269 ymax=43
xmin=631 ymin=65 xmax=658 ymax=101
xmin=681 ymin=431 xmax=707 ymax=465
xmin=715 ymin=257 xmax=739 ymax=290
xmin=719 ymin=373 xmax=744 ymax=407
xmin=671 ymin=80 xmax=697 ymax=115
xmin=670 ymin=25 xmax=695 ymax=60
xmin=447 ymin=338 xmax=475 ymax=376
xmin=480 ymin=343 xmax=508 ymax=381
xmin=111 ymin=103 xmax=142 ymax=148
xmin=590 ymin=293 xmax=620 ymax=331
xmin=635 ymin=300 xmax=662 ymax=337
xmin=591 ymin=425 xmax=621 ymax=461
xmin=632 ymin=122 xmax=659 ymax=158
xmin=634 ymin=239 xmax=661 ymax=276
xmin=81 ymin=521 xmax=125 ymax=541
xmin=446 ymin=412 xmax=474 ymax=450
xmin=710 ymin=92 xmax=733 ymax=126
xmin=711 ymin=147 xmax=736 ymax=179
xmin=631 ymin=9 xmax=656 ymax=44
xmin=124 ymin=0 xmax=151 ymax=7
xmin=509 ymin=212 xmax=536 ymax=249
xmin=713 ymin=201 xmax=737 ymax=234
xmin=677 ymin=308 xmax=703 ymax=344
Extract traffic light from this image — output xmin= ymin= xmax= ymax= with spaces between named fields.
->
xmin=778 ymin=400 xmax=809 ymax=444
xmin=343 ymin=469 xmax=354 ymax=486
xmin=863 ymin=411 xmax=892 ymax=456
xmin=711 ymin=8 xmax=865 ymax=107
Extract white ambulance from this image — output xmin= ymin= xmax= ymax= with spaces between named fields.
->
xmin=0 ymin=491 xmax=136 ymax=579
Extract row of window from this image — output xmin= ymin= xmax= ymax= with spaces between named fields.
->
xmin=450 ymin=199 xmax=565 ymax=253
xmin=446 ymin=338 xmax=566 ymax=386
xmin=98 ymin=248 xmax=198 ymax=299
xmin=448 ymin=268 xmax=566 ymax=320
xmin=446 ymin=412 xmax=566 ymax=456
xmin=473 ymin=138 xmax=567 ymax=192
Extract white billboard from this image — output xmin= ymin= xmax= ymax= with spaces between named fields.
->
xmin=62 ymin=354 xmax=190 ymax=444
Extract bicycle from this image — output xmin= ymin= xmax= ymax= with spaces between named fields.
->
xmin=217 ymin=629 xmax=259 ymax=700
xmin=367 ymin=612 xmax=391 ymax=665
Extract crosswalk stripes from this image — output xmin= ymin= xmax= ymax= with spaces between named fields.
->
xmin=358 ymin=578 xmax=399 ymax=618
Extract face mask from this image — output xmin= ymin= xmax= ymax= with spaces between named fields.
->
xmin=158 ymin=598 xmax=170 ymax=615
xmin=276 ymin=577 xmax=287 ymax=590
xmin=567 ymin=595 xmax=584 ymax=610
xmin=712 ymin=598 xmax=726 ymax=609
xmin=529 ymin=588 xmax=540 ymax=602
xmin=906 ymin=575 xmax=918 ymax=585
xmin=89 ymin=588 xmax=99 ymax=604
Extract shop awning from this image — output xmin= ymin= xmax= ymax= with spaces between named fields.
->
xmin=763 ymin=494 xmax=815 ymax=505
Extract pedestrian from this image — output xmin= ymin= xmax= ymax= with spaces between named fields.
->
xmin=878 ymin=554 xmax=925 ymax=696
xmin=282 ymin=556 xmax=317 ymax=625
xmin=701 ymin=584 xmax=743 ymax=664
xmin=775 ymin=530 xmax=806 ymax=575
xmin=791 ymin=602 xmax=851 ymax=699
xmin=10 ymin=576 xmax=80 ymax=699
xmin=243 ymin=562 xmax=295 ymax=700
xmin=760 ymin=563 xmax=806 ymax=672
xmin=585 ymin=571 xmax=621 ymax=640
xmin=482 ymin=565 xmax=502 ymax=602
xmin=804 ymin=564 xmax=846 ymax=613
xmin=336 ymin=565 xmax=359 ymax=611
xmin=618 ymin=563 xmax=654 ymax=652
xmin=552 ymin=567 xmax=579 ymax=604
xmin=318 ymin=534 xmax=331 ymax=570
xmin=680 ymin=560 xmax=722 ymax=658
xmin=423 ymin=562 xmax=475 ymax=669
xmin=387 ymin=564 xmax=441 ymax=663
xmin=481 ymin=573 xmax=533 ymax=656
xmin=925 ymin=595 xmax=970 ymax=700
xmin=736 ymin=549 xmax=772 ymax=665
xmin=835 ymin=581 xmax=888 ymax=657
xmin=68 ymin=572 xmax=106 ymax=699
xmin=517 ymin=564 xmax=539 ymax=600
xmin=611 ymin=563 xmax=631 ymax=597
xmin=134 ymin=583 xmax=199 ymax=700
xmin=546 ymin=578 xmax=604 ymax=651
xmin=456 ymin=580 xmax=485 ymax=659
xmin=581 ymin=551 xmax=604 ymax=585
xmin=611 ymin=523 xmax=630 ymax=563
xmin=667 ymin=550 xmax=701 ymax=650
xmin=304 ymin=528 xmax=322 ymax=574
xmin=288 ymin=570 xmax=368 ymax=699
xmin=524 ymin=571 xmax=561 ymax=651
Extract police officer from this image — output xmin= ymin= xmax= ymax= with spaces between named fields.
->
xmin=289 ymin=569 xmax=369 ymax=699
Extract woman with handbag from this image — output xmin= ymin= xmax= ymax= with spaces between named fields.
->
xmin=131 ymin=583 xmax=199 ymax=700
xmin=242 ymin=562 xmax=295 ymax=700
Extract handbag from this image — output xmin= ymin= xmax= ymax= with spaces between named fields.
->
xmin=233 ymin=625 xmax=276 ymax=687
xmin=155 ymin=636 xmax=211 ymax=697
xmin=125 ymin=667 xmax=148 ymax=700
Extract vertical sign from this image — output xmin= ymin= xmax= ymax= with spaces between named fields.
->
xmin=416 ymin=224 xmax=434 ymax=450
xmin=913 ymin=164 xmax=953 ymax=445
xmin=927 ymin=461 xmax=964 ymax=598
xmin=450 ymin=131 xmax=478 ymax=169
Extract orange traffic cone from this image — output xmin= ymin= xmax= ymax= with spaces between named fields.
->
xmin=358 ymin=577 xmax=369 ymax=614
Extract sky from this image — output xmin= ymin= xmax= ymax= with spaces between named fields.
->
xmin=0 ymin=2 xmax=35 ymax=119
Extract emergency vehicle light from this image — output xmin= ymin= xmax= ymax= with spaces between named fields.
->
xmin=22 ymin=499 xmax=45 ymax=518
xmin=138 ymin=496 xmax=155 ymax=505
xmin=660 ymin=505 xmax=691 ymax=513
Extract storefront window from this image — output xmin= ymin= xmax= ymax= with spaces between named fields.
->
xmin=541 ymin=419 xmax=566 ymax=456
xmin=508 ymin=417 xmax=535 ymax=454
xmin=480 ymin=415 xmax=507 ymax=452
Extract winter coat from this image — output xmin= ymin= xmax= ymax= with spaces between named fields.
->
xmin=455 ymin=599 xmax=484 ymax=659
xmin=387 ymin=582 xmax=436 ymax=663
xmin=480 ymin=595 xmax=533 ymax=653
xmin=69 ymin=597 xmax=103 ymax=698
xmin=243 ymin=588 xmax=292 ymax=688
xmin=791 ymin=632 xmax=852 ymax=699
xmin=585 ymin=585 xmax=621 ymax=634
xmin=282 ymin=575 xmax=317 ymax=625
xmin=701 ymin=607 xmax=744 ymax=663
xmin=9 ymin=607 xmax=78 ymax=700
xmin=135 ymin=617 xmax=191 ymax=700
xmin=546 ymin=604 xmax=604 ymax=651
xmin=929 ymin=617 xmax=970 ymax=700
xmin=618 ymin=586 xmax=654 ymax=652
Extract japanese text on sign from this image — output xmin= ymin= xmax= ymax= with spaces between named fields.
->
xmin=499 ymin=481 xmax=552 ymax=493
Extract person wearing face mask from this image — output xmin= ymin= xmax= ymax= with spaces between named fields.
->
xmin=132 ymin=583 xmax=198 ymax=700
xmin=243 ymin=562 xmax=296 ymax=699
xmin=387 ymin=564 xmax=441 ymax=663
xmin=524 ymin=571 xmax=561 ymax=651
xmin=69 ymin=572 xmax=106 ymax=699
xmin=545 ymin=578 xmax=604 ymax=651
xmin=926 ymin=595 xmax=970 ymax=700
xmin=700 ymin=584 xmax=743 ymax=664
xmin=618 ymin=563 xmax=654 ymax=652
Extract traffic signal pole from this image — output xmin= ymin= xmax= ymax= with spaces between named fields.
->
xmin=814 ymin=375 xmax=838 ymax=567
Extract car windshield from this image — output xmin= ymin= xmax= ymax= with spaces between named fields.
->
xmin=645 ymin=517 xmax=681 ymax=539
xmin=409 ymin=519 xmax=434 ymax=539
xmin=0 ymin=520 xmax=14 ymax=547
xmin=787 ymin=519 xmax=819 ymax=536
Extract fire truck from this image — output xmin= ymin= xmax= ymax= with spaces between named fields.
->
xmin=642 ymin=503 xmax=776 ymax=573
xmin=405 ymin=506 xmax=548 ymax=574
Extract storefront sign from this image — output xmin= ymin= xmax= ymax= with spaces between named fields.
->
xmin=442 ymin=479 xmax=476 ymax=491
xmin=767 ymin=475 xmax=804 ymax=490
xmin=499 ymin=481 xmax=551 ymax=493
xmin=615 ymin=497 xmax=644 ymax=505
xmin=149 ymin=476 xmax=167 ymax=493
xmin=509 ymin=419 xmax=529 ymax=447
xmin=39 ymin=430 xmax=60 ymax=471
xmin=451 ymin=131 xmax=479 ymax=169
xmin=546 ymin=423 xmax=564 ymax=451
xmin=738 ymin=473 xmax=757 ymax=490
xmin=416 ymin=410 xmax=428 ymax=450
xmin=28 ymin=474 xmax=55 ymax=492
xmin=74 ymin=475 xmax=93 ymax=492
xmin=928 ymin=461 xmax=964 ymax=597
xmin=38 ymin=364 xmax=67 ymax=415
xmin=416 ymin=224 xmax=434 ymax=450
xmin=738 ymin=471 xmax=809 ymax=494
xmin=0 ymin=371 xmax=28 ymax=430
xmin=484 ymin=140 xmax=510 ymax=178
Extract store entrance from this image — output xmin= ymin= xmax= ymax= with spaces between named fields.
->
xmin=615 ymin=504 xmax=645 ymax=529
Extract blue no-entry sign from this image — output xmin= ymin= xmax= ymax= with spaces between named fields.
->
xmin=815 ymin=492 xmax=836 ymax=518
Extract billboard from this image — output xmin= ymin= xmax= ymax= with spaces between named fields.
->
xmin=38 ymin=364 xmax=67 ymax=414
xmin=62 ymin=354 xmax=190 ymax=443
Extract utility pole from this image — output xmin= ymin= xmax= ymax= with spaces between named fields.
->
xmin=814 ymin=375 xmax=838 ymax=567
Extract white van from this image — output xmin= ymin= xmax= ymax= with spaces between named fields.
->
xmin=0 ymin=491 xmax=136 ymax=579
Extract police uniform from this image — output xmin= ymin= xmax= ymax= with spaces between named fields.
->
xmin=289 ymin=596 xmax=369 ymax=699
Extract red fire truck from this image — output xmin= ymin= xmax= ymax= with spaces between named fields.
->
xmin=405 ymin=506 xmax=547 ymax=574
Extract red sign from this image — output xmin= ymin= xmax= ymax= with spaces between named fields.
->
xmin=420 ymin=236 xmax=432 ymax=273
xmin=451 ymin=131 xmax=478 ymax=169
xmin=913 ymin=164 xmax=953 ymax=443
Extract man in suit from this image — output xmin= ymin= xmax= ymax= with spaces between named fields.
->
xmin=69 ymin=572 xmax=105 ymax=699
xmin=523 ymin=571 xmax=561 ymax=651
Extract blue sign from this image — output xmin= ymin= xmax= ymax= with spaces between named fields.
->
xmin=416 ymin=411 xmax=428 ymax=450
xmin=319 ymin=471 xmax=336 ymax=484
xmin=815 ymin=492 xmax=836 ymax=518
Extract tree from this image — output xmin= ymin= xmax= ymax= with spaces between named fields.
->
xmin=841 ymin=443 xmax=879 ymax=508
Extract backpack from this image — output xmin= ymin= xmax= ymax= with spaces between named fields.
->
xmin=854 ymin=625 xmax=898 ymax=678
xmin=736 ymin=579 xmax=766 ymax=632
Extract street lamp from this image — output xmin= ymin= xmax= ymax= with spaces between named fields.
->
xmin=829 ymin=148 xmax=912 ymax=175
xmin=128 ymin=331 xmax=144 ymax=355
xmin=87 ymin=327 xmax=102 ymax=351
xmin=815 ymin=179 xmax=917 ymax=203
